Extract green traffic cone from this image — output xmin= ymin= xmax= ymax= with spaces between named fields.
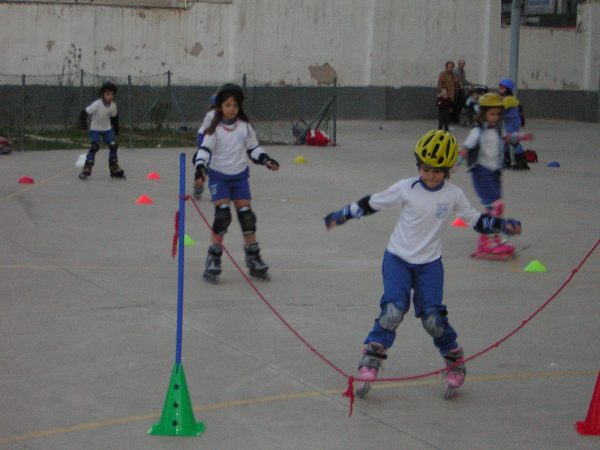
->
xmin=148 ymin=363 xmax=205 ymax=437
xmin=523 ymin=259 xmax=548 ymax=273
xmin=183 ymin=234 xmax=196 ymax=247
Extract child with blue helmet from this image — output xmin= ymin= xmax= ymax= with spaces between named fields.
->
xmin=499 ymin=79 xmax=529 ymax=171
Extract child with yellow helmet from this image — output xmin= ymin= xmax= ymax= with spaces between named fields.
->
xmin=324 ymin=130 xmax=522 ymax=400
xmin=458 ymin=93 xmax=532 ymax=260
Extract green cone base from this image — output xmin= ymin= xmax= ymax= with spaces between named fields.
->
xmin=148 ymin=363 xmax=205 ymax=437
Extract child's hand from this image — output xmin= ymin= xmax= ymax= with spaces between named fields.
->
xmin=518 ymin=132 xmax=534 ymax=141
xmin=265 ymin=157 xmax=279 ymax=171
xmin=502 ymin=219 xmax=522 ymax=235
xmin=324 ymin=209 xmax=348 ymax=229
xmin=194 ymin=165 xmax=206 ymax=187
xmin=456 ymin=148 xmax=468 ymax=166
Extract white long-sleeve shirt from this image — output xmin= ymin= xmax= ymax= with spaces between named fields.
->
xmin=368 ymin=177 xmax=481 ymax=264
xmin=85 ymin=99 xmax=117 ymax=132
xmin=462 ymin=125 xmax=504 ymax=171
xmin=194 ymin=119 xmax=266 ymax=175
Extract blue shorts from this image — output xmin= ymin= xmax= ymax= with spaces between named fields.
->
xmin=207 ymin=167 xmax=251 ymax=202
xmin=471 ymin=164 xmax=502 ymax=206
xmin=89 ymin=130 xmax=116 ymax=144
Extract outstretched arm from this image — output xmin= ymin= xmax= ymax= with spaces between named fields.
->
xmin=324 ymin=195 xmax=377 ymax=230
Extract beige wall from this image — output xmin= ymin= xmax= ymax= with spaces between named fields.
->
xmin=0 ymin=0 xmax=598 ymax=91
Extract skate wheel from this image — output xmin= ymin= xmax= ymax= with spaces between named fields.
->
xmin=203 ymin=273 xmax=219 ymax=285
xmin=470 ymin=251 xmax=514 ymax=261
xmin=443 ymin=385 xmax=456 ymax=400
xmin=250 ymin=272 xmax=270 ymax=282
xmin=355 ymin=381 xmax=371 ymax=399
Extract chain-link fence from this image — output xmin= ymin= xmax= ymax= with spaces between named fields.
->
xmin=0 ymin=71 xmax=337 ymax=151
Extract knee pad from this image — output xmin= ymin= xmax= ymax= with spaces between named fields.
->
xmin=378 ymin=303 xmax=405 ymax=332
xmin=89 ymin=142 xmax=100 ymax=154
xmin=237 ymin=206 xmax=256 ymax=236
xmin=487 ymin=199 xmax=504 ymax=218
xmin=212 ymin=204 xmax=232 ymax=235
xmin=108 ymin=141 xmax=119 ymax=151
xmin=421 ymin=309 xmax=448 ymax=338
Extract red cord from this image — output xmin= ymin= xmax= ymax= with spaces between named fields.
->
xmin=186 ymin=194 xmax=599 ymax=416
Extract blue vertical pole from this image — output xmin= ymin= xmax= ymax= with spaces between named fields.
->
xmin=175 ymin=153 xmax=186 ymax=365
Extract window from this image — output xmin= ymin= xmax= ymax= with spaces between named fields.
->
xmin=501 ymin=0 xmax=578 ymax=28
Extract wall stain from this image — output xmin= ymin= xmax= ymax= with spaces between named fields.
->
xmin=309 ymin=62 xmax=337 ymax=85
xmin=188 ymin=42 xmax=203 ymax=57
xmin=104 ymin=45 xmax=117 ymax=52
xmin=561 ymin=80 xmax=578 ymax=89
xmin=46 ymin=40 xmax=55 ymax=52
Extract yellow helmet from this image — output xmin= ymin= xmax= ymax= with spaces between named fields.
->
xmin=415 ymin=130 xmax=458 ymax=169
xmin=478 ymin=93 xmax=504 ymax=108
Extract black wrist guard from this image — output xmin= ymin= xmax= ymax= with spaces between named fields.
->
xmin=195 ymin=165 xmax=206 ymax=181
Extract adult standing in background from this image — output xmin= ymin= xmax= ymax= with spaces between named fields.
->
xmin=437 ymin=61 xmax=456 ymax=126
xmin=452 ymin=59 xmax=468 ymax=124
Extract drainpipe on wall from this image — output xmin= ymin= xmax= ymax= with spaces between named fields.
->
xmin=509 ymin=0 xmax=522 ymax=96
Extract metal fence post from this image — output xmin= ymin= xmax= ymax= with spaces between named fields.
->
xmin=20 ymin=74 xmax=25 ymax=151
xmin=332 ymin=77 xmax=337 ymax=144
xmin=80 ymin=70 xmax=84 ymax=111
xmin=128 ymin=75 xmax=133 ymax=149
xmin=166 ymin=70 xmax=171 ymax=130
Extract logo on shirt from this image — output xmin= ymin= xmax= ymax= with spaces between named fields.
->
xmin=436 ymin=202 xmax=449 ymax=219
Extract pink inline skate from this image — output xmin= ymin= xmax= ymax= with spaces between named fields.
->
xmin=442 ymin=347 xmax=466 ymax=400
xmin=355 ymin=342 xmax=387 ymax=398
xmin=471 ymin=234 xmax=515 ymax=261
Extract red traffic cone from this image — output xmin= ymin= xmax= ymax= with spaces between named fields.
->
xmin=146 ymin=172 xmax=161 ymax=180
xmin=18 ymin=176 xmax=35 ymax=184
xmin=451 ymin=217 xmax=468 ymax=228
xmin=575 ymin=370 xmax=600 ymax=435
xmin=136 ymin=194 xmax=154 ymax=205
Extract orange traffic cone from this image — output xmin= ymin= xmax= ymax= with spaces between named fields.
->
xmin=451 ymin=217 xmax=468 ymax=228
xmin=575 ymin=370 xmax=600 ymax=435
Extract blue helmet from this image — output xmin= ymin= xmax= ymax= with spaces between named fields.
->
xmin=499 ymin=78 xmax=514 ymax=93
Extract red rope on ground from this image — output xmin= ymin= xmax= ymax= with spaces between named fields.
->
xmin=186 ymin=193 xmax=599 ymax=416
xmin=342 ymin=376 xmax=356 ymax=417
xmin=171 ymin=210 xmax=180 ymax=258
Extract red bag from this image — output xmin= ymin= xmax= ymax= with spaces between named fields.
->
xmin=305 ymin=129 xmax=330 ymax=146
xmin=524 ymin=149 xmax=538 ymax=163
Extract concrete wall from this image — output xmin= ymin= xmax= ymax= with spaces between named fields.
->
xmin=0 ymin=0 xmax=598 ymax=121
